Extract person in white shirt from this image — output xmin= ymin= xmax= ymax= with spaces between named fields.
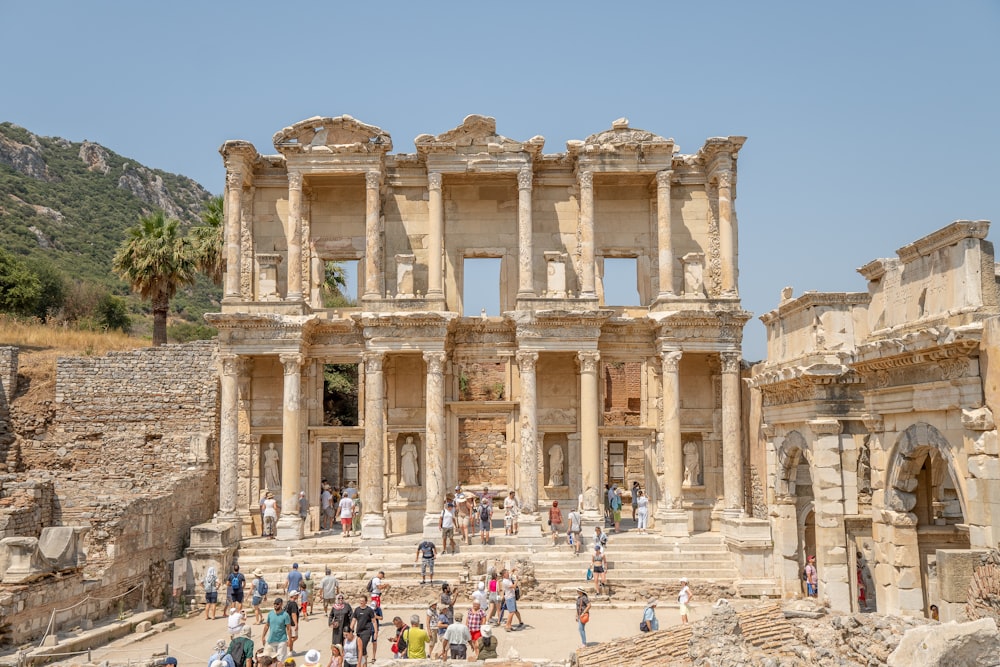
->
xmin=503 ymin=491 xmax=520 ymax=535
xmin=440 ymin=501 xmax=458 ymax=554
xmin=678 ymin=577 xmax=692 ymax=623
xmin=320 ymin=487 xmax=333 ymax=530
xmin=338 ymin=494 xmax=354 ymax=537
xmin=471 ymin=581 xmax=488 ymax=609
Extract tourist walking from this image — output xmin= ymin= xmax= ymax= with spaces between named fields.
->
xmin=444 ymin=612 xmax=472 ymax=660
xmin=440 ymin=500 xmax=458 ymax=554
xmin=478 ymin=496 xmax=493 ymax=544
xmin=284 ymin=591 xmax=301 ymax=654
xmin=594 ymin=526 xmax=608 ymax=552
xmin=262 ymin=491 xmax=279 ymax=539
xmin=805 ymin=555 xmax=818 ymax=597
xmin=341 ymin=628 xmax=360 ymax=667
xmin=203 ymin=566 xmax=220 ymax=620
xmin=320 ymin=484 xmax=334 ymax=530
xmin=389 ymin=616 xmax=408 ymax=659
xmin=327 ymin=593 xmax=352 ymax=652
xmin=456 ymin=491 xmax=472 ymax=545
xmin=485 ymin=571 xmax=501 ymax=623
xmin=425 ymin=600 xmax=441 ymax=656
xmin=351 ymin=495 xmax=362 ymax=535
xmin=610 ymin=487 xmax=623 ymax=532
xmin=501 ymin=568 xmax=523 ymax=631
xmin=504 ymin=490 xmax=520 ymax=535
xmin=635 ymin=489 xmax=649 ymax=533
xmin=227 ymin=625 xmax=255 ymax=667
xmin=416 ymin=537 xmax=437 ymax=584
xmin=640 ymin=598 xmax=659 ymax=632
xmin=320 ymin=568 xmax=339 ymax=614
xmin=228 ymin=564 xmax=246 ymax=610
xmin=631 ymin=480 xmax=641 ymax=521
xmin=262 ymin=598 xmax=291 ymax=661
xmin=286 ymin=564 xmax=303 ymax=597
xmin=575 ymin=587 xmax=591 ymax=648
xmin=251 ymin=569 xmax=269 ymax=624
xmin=466 ymin=597 xmax=487 ymax=648
xmin=567 ymin=506 xmax=582 ymax=555
xmin=548 ymin=501 xmax=563 ymax=546
xmin=337 ymin=493 xmax=354 ymax=537
xmin=351 ymin=593 xmax=378 ymax=666
xmin=404 ymin=613 xmax=430 ymax=659
xmin=591 ymin=544 xmax=608 ymax=595
xmin=678 ymin=578 xmax=692 ymax=623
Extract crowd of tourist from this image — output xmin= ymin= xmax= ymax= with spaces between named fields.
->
xmin=192 ymin=480 xmax=685 ymax=666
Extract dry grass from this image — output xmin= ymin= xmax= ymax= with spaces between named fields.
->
xmin=0 ymin=315 xmax=146 ymax=355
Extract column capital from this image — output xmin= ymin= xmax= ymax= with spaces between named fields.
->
xmin=517 ymin=167 xmax=533 ymax=191
xmin=364 ymin=351 xmax=385 ymax=373
xmin=578 ymin=170 xmax=593 ymax=189
xmin=423 ymin=350 xmax=447 ymax=373
xmin=720 ymin=351 xmax=742 ymax=374
xmin=428 ymin=171 xmax=442 ymax=191
xmin=287 ymin=170 xmax=303 ymax=190
xmin=365 ymin=170 xmax=382 ymax=190
xmin=279 ymin=353 xmax=303 ymax=374
xmin=226 ymin=171 xmax=243 ymax=190
xmin=577 ymin=350 xmax=600 ymax=373
xmin=655 ymin=169 xmax=674 ymax=188
xmin=863 ymin=414 xmax=884 ymax=433
xmin=809 ymin=419 xmax=842 ymax=436
xmin=516 ymin=350 xmax=539 ymax=370
xmin=661 ymin=350 xmax=683 ymax=372
xmin=716 ymin=169 xmax=732 ymax=190
xmin=219 ymin=353 xmax=241 ymax=377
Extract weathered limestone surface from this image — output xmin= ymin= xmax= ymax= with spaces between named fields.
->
xmin=887 ymin=618 xmax=1000 ymax=667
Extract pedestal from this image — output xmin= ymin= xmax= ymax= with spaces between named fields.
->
xmin=275 ymin=515 xmax=304 ymax=541
xmin=656 ymin=509 xmax=689 ymax=537
xmin=515 ymin=514 xmax=544 ymax=538
xmin=361 ymin=513 xmax=387 ymax=540
xmin=423 ymin=513 xmax=442 ymax=539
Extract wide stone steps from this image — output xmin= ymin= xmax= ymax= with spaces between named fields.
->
xmin=232 ymin=530 xmax=740 ymax=594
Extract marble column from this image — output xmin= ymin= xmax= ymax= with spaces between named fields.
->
xmin=363 ymin=171 xmax=383 ymax=299
xmin=277 ymin=353 xmax=304 ymax=539
xmin=720 ymin=351 xmax=744 ymax=511
xmin=578 ymin=171 xmax=596 ymax=298
xmin=286 ymin=171 xmax=303 ymax=301
xmin=655 ymin=170 xmax=675 ymax=299
xmin=578 ymin=350 xmax=601 ymax=513
xmin=516 ymin=167 xmax=535 ymax=298
xmin=224 ymin=171 xmax=243 ymax=300
xmin=218 ymin=354 xmax=240 ymax=517
xmin=717 ymin=170 xmax=736 ymax=295
xmin=658 ymin=350 xmax=688 ymax=534
xmin=423 ymin=351 xmax=447 ymax=523
xmin=361 ymin=352 xmax=386 ymax=538
xmin=427 ymin=172 xmax=444 ymax=299
xmin=517 ymin=351 xmax=539 ymax=512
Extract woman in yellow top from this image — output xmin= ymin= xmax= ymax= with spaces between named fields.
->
xmin=404 ymin=614 xmax=430 ymax=659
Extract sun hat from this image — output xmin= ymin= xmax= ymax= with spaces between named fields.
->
xmin=303 ymin=649 xmax=321 ymax=666
xmin=647 ymin=598 xmax=658 ymax=606
xmin=163 ymin=658 xmax=178 ymax=666
xmin=262 ymin=646 xmax=277 ymax=658
xmin=253 ymin=568 xmax=264 ymax=577
xmin=481 ymin=625 xmax=492 ymax=638
xmin=679 ymin=577 xmax=688 ymax=583
xmin=242 ymin=625 xmax=252 ymax=638
xmin=289 ymin=590 xmax=300 ymax=597
xmin=576 ymin=586 xmax=587 ymax=593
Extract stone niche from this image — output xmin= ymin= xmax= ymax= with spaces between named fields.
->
xmin=544 ymin=436 xmax=567 ymax=489
xmin=458 ymin=417 xmax=508 ymax=486
xmin=395 ymin=432 xmax=422 ymax=490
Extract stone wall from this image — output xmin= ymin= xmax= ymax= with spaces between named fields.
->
xmin=458 ymin=416 xmax=508 ymax=486
xmin=0 ymin=346 xmax=16 ymax=403
xmin=0 ymin=476 xmax=55 ymax=539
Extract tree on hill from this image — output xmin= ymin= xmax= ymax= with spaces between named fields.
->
xmin=0 ymin=248 xmax=42 ymax=316
xmin=190 ymin=195 xmax=224 ymax=285
xmin=112 ymin=210 xmax=196 ymax=345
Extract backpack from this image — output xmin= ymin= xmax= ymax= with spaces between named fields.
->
xmin=228 ymin=637 xmax=249 ymax=667
xmin=395 ymin=626 xmax=409 ymax=655
xmin=257 ymin=578 xmax=269 ymax=596
xmin=514 ymin=584 xmax=521 ymax=601
xmin=480 ymin=503 xmax=490 ymax=521
xmin=231 ymin=574 xmax=242 ymax=592
xmin=366 ymin=577 xmax=375 ymax=593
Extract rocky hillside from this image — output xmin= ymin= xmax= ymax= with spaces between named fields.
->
xmin=0 ymin=121 xmax=216 ymax=301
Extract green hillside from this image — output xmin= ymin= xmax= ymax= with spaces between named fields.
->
xmin=0 ymin=122 xmax=221 ymax=331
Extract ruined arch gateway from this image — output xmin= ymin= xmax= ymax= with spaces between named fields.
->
xmin=209 ymin=114 xmax=751 ymax=539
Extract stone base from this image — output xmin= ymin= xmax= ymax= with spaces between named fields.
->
xmin=361 ymin=513 xmax=387 ymax=539
xmin=423 ymin=513 xmax=443 ymax=539
xmin=655 ymin=509 xmax=690 ymax=537
xmin=515 ymin=514 xmax=544 ymax=538
xmin=275 ymin=515 xmax=304 ymax=541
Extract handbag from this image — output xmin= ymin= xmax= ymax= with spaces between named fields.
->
xmin=580 ymin=611 xmax=590 ymax=624
xmin=586 ymin=567 xmax=593 ymax=581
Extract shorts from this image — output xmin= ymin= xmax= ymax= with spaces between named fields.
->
xmin=613 ymin=510 xmax=621 ymax=522
xmin=252 ymin=595 xmax=263 ymax=607
xmin=504 ymin=597 xmax=517 ymax=612
xmin=231 ymin=589 xmax=244 ymax=603
xmin=551 ymin=522 xmax=563 ymax=532
xmin=421 ymin=558 xmax=435 ymax=576
xmin=442 ymin=527 xmax=454 ymax=541
xmin=341 ymin=518 xmax=352 ymax=528
xmin=679 ymin=602 xmax=689 ymax=616
xmin=206 ymin=592 xmax=218 ymax=604
xmin=488 ymin=592 xmax=500 ymax=603
xmin=480 ymin=519 xmax=491 ymax=531
xmin=593 ymin=566 xmax=605 ymax=574
xmin=470 ymin=629 xmax=482 ymax=642
xmin=289 ymin=624 xmax=298 ymax=639
xmin=450 ymin=645 xmax=467 ymax=659
xmin=323 ymin=507 xmax=334 ymax=517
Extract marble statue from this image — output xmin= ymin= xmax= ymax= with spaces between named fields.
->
xmin=683 ymin=441 xmax=701 ymax=486
xmin=263 ymin=442 xmax=281 ymax=492
xmin=400 ymin=436 xmax=419 ymax=487
xmin=548 ymin=444 xmax=564 ymax=486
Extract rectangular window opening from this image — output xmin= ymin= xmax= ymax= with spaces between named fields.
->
xmin=341 ymin=443 xmax=360 ymax=487
xmin=322 ymin=260 xmax=358 ymax=307
xmin=608 ymin=441 xmax=627 ymax=487
xmin=323 ymin=363 xmax=359 ymax=426
xmin=602 ymin=258 xmax=640 ymax=306
xmin=463 ymin=257 xmax=501 ymax=316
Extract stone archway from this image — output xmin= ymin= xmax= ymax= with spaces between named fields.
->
xmin=877 ymin=422 xmax=969 ymax=615
xmin=772 ymin=430 xmax=812 ymax=597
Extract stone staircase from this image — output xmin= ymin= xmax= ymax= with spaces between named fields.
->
xmin=233 ymin=524 xmax=740 ymax=601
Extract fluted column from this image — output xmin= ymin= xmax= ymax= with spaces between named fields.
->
xmin=224 ymin=172 xmax=243 ymax=300
xmin=578 ymin=171 xmax=596 ymax=298
xmin=361 ymin=352 xmax=387 ymax=538
xmin=426 ymin=172 xmax=444 ymax=299
xmin=276 ymin=353 xmax=304 ymax=539
xmin=579 ymin=350 xmax=601 ymax=513
xmin=517 ymin=351 xmax=539 ymax=512
xmin=218 ymin=354 xmax=240 ymax=516
xmin=363 ymin=171 xmax=383 ymax=299
xmin=423 ymin=351 xmax=447 ymax=514
xmin=717 ymin=170 xmax=736 ymax=295
xmin=286 ymin=171 xmax=303 ymax=300
xmin=516 ymin=167 xmax=535 ymax=298
xmin=656 ymin=170 xmax=675 ymax=299
xmin=721 ymin=351 xmax=744 ymax=511
xmin=660 ymin=351 xmax=683 ymax=505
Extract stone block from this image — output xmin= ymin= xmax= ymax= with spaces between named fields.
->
xmin=888 ymin=618 xmax=1000 ymax=667
xmin=1 ymin=537 xmax=52 ymax=584
xmin=972 ymin=430 xmax=1000 ymax=456
xmin=967 ymin=454 xmax=1000 ymax=479
xmin=190 ymin=521 xmax=241 ymax=549
xmin=897 ymin=586 xmax=926 ymax=613
xmin=38 ymin=526 xmax=87 ymax=570
xmin=937 ymin=549 xmax=989 ymax=603
xmin=135 ymin=620 xmax=152 ymax=633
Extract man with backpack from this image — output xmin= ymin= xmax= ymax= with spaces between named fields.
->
xmin=228 ymin=564 xmax=246 ymax=609
xmin=226 ymin=625 xmax=254 ymax=667
xmin=251 ymin=568 xmax=269 ymax=625
xmin=478 ymin=497 xmax=493 ymax=545
xmin=416 ymin=538 xmax=437 ymax=585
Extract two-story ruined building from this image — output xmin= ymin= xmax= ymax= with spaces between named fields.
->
xmin=209 ymin=114 xmax=751 ymax=540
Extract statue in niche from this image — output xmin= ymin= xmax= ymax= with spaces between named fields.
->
xmin=548 ymin=444 xmax=565 ymax=486
xmin=683 ymin=441 xmax=701 ymax=486
xmin=400 ymin=436 xmax=420 ymax=487
xmin=857 ymin=436 xmax=872 ymax=499
xmin=263 ymin=442 xmax=281 ymax=492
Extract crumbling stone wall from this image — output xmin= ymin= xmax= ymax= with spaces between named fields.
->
xmin=0 ymin=346 xmax=16 ymax=403
xmin=458 ymin=416 xmax=508 ymax=486
xmin=457 ymin=360 xmax=506 ymax=401
xmin=0 ymin=476 xmax=55 ymax=538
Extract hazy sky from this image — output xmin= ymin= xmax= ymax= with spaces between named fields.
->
xmin=5 ymin=1 xmax=998 ymax=359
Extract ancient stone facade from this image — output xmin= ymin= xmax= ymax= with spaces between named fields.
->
xmin=210 ymin=114 xmax=751 ymax=539
xmin=749 ymin=220 xmax=1000 ymax=618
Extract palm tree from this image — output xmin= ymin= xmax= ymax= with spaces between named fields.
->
xmin=112 ymin=210 xmax=196 ymax=346
xmin=190 ymin=195 xmax=224 ymax=285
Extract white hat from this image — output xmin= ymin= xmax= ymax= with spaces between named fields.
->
xmin=477 ymin=581 xmax=485 ymax=591
xmin=481 ymin=625 xmax=492 ymax=638
xmin=679 ymin=577 xmax=688 ymax=583
xmin=304 ymin=649 xmax=322 ymax=666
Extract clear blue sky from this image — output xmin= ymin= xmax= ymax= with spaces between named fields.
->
xmin=5 ymin=1 xmax=999 ymax=359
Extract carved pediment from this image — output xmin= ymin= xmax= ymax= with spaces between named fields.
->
xmin=583 ymin=118 xmax=673 ymax=149
xmin=415 ymin=114 xmax=544 ymax=156
xmin=273 ymin=115 xmax=392 ymax=154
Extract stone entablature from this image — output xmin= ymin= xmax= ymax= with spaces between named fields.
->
xmin=759 ymin=291 xmax=870 ymax=365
